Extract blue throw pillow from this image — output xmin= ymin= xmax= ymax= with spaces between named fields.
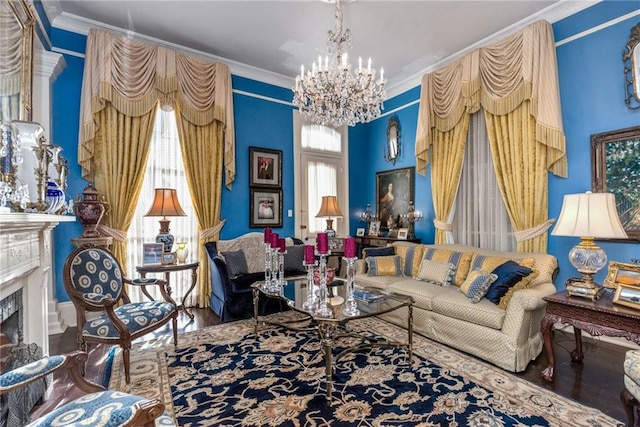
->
xmin=221 ymin=250 xmax=249 ymax=278
xmin=362 ymin=246 xmax=394 ymax=258
xmin=485 ymin=260 xmax=534 ymax=304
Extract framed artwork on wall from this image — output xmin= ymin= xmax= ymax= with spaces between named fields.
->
xmin=591 ymin=125 xmax=640 ymax=240
xmin=250 ymin=146 xmax=282 ymax=187
xmin=376 ymin=167 xmax=415 ymax=230
xmin=250 ymin=188 xmax=283 ymax=228
xmin=142 ymin=243 xmax=163 ymax=265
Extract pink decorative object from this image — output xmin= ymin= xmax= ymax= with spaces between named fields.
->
xmin=344 ymin=237 xmax=356 ymax=258
xmin=317 ymin=232 xmax=328 ymax=254
xmin=313 ymin=267 xmax=335 ymax=285
xmin=271 ymin=232 xmax=279 ymax=249
xmin=264 ymin=228 xmax=272 ymax=243
xmin=279 ymin=238 xmax=286 ymax=253
xmin=304 ymin=245 xmax=315 ymax=264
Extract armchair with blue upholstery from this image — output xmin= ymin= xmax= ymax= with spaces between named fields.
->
xmin=0 ymin=350 xmax=175 ymax=426
xmin=63 ymin=247 xmax=178 ymax=384
xmin=205 ymin=232 xmax=306 ymax=322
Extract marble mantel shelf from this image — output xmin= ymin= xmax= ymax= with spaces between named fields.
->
xmin=0 ymin=213 xmax=75 ymax=357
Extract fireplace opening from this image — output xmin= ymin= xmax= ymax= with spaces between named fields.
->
xmin=0 ymin=288 xmax=48 ymax=427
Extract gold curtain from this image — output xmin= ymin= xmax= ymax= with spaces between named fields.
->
xmin=414 ymin=20 xmax=566 ymax=252
xmin=431 ymin=114 xmax=469 ymax=244
xmin=93 ymin=104 xmax=156 ymax=269
xmin=175 ymin=110 xmax=224 ymax=308
xmin=485 ymin=102 xmax=548 ymax=253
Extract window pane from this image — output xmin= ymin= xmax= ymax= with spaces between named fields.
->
xmin=301 ymin=122 xmax=341 ymax=152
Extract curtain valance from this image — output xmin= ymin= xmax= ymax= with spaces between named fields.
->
xmin=415 ymin=20 xmax=566 ymax=178
xmin=78 ymin=29 xmax=235 ymax=188
xmin=0 ymin=8 xmax=23 ymax=96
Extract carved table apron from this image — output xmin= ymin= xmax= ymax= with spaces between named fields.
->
xmin=541 ymin=290 xmax=640 ymax=382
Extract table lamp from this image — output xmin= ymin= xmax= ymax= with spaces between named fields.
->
xmin=145 ymin=188 xmax=187 ymax=253
xmin=551 ymin=192 xmax=627 ymax=300
xmin=315 ymin=195 xmax=343 ymax=237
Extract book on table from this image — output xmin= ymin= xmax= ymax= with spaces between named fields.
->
xmin=353 ymin=288 xmax=386 ymax=302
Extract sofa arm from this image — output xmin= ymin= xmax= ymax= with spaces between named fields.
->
xmin=501 ymin=282 xmax=556 ymax=341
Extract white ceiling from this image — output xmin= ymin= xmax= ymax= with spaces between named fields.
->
xmin=42 ymin=0 xmax=598 ymax=96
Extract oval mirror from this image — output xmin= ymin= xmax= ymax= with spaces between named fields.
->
xmin=623 ymin=21 xmax=640 ymax=110
xmin=385 ymin=116 xmax=400 ymax=164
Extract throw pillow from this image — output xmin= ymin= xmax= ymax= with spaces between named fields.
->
xmin=459 ymin=270 xmax=498 ymax=303
xmin=485 ymin=261 xmax=534 ymax=304
xmin=394 ymin=245 xmax=425 ymax=277
xmin=421 ymin=248 xmax=472 ymax=286
xmin=220 ymin=249 xmax=248 ymax=278
xmin=470 ymin=254 xmax=535 ymax=274
xmin=283 ymin=245 xmax=305 ymax=272
xmin=498 ymin=269 xmax=540 ymax=309
xmin=415 ymin=259 xmax=455 ymax=286
xmin=362 ymin=246 xmax=395 ymax=259
xmin=366 ymin=255 xmax=404 ymax=277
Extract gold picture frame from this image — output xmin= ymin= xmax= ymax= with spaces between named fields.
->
xmin=613 ymin=283 xmax=640 ymax=309
xmin=603 ymin=261 xmax=640 ymax=289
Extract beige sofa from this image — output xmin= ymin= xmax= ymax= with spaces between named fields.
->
xmin=354 ymin=242 xmax=558 ymax=372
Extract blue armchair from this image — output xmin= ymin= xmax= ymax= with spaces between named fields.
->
xmin=0 ymin=350 xmax=175 ymax=426
xmin=205 ymin=233 xmax=306 ymax=322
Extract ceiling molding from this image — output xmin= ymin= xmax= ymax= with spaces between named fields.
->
xmin=48 ymin=0 xmax=600 ymax=99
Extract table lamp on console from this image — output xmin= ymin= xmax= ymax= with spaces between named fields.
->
xmin=316 ymin=195 xmax=343 ymax=237
xmin=551 ymin=191 xmax=627 ymax=300
xmin=145 ymin=188 xmax=187 ymax=253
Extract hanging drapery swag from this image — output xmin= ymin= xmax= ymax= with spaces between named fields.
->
xmin=415 ymin=20 xmax=566 ymax=178
xmin=78 ymin=28 xmax=236 ymax=189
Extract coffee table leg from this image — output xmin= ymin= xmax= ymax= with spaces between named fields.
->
xmin=407 ymin=303 xmax=413 ymax=363
xmin=318 ymin=323 xmax=336 ymax=401
xmin=253 ymin=287 xmax=259 ymax=337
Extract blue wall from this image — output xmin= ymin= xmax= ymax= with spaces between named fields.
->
xmin=44 ymin=0 xmax=640 ymax=303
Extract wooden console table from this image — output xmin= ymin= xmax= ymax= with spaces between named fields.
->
xmin=136 ymin=261 xmax=199 ymax=320
xmin=354 ymin=235 xmax=421 ymax=257
xmin=540 ymin=290 xmax=640 ymax=382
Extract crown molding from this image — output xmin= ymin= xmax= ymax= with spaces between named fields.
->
xmin=50 ymin=0 xmax=599 ymax=98
xmin=33 ymin=48 xmax=66 ymax=82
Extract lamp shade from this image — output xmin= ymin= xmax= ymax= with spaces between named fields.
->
xmin=315 ymin=195 xmax=343 ymax=218
xmin=551 ymin=192 xmax=627 ymax=239
xmin=145 ymin=188 xmax=187 ymax=218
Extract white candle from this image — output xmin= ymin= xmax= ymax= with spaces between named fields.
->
xmin=368 ymin=57 xmax=372 ymax=71
xmin=342 ymin=52 xmax=348 ymax=68
xmin=359 ymin=57 xmax=362 ymax=71
xmin=301 ymin=64 xmax=304 ymax=76
xmin=380 ymin=67 xmax=384 ymax=81
xmin=325 ymin=56 xmax=328 ymax=69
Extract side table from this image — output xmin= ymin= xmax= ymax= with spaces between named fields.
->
xmin=540 ymin=290 xmax=640 ymax=382
xmin=136 ymin=261 xmax=199 ymax=320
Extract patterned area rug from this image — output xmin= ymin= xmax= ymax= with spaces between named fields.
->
xmin=107 ymin=313 xmax=622 ymax=426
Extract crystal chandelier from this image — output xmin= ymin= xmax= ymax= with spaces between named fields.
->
xmin=293 ymin=0 xmax=386 ymax=128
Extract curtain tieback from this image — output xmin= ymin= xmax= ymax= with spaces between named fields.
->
xmin=433 ymin=219 xmax=453 ymax=231
xmin=199 ymin=219 xmax=226 ymax=240
xmin=97 ymin=225 xmax=127 ymax=242
xmin=514 ymin=219 xmax=556 ymax=242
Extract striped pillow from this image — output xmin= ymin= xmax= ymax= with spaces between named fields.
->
xmin=366 ymin=255 xmax=404 ymax=277
xmin=394 ymin=245 xmax=425 ymax=277
xmin=459 ymin=270 xmax=498 ymax=303
xmin=421 ymin=248 xmax=473 ymax=286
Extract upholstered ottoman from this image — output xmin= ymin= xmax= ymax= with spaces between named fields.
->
xmin=622 ymin=349 xmax=640 ymax=426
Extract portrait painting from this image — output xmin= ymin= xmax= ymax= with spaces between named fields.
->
xmin=250 ymin=188 xmax=282 ymax=227
xmin=250 ymin=147 xmax=282 ymax=187
xmin=376 ymin=167 xmax=415 ymax=230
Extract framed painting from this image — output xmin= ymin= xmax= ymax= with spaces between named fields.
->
xmin=250 ymin=147 xmax=282 ymax=187
xmin=376 ymin=167 xmax=415 ymax=230
xmin=250 ymin=188 xmax=282 ymax=228
xmin=591 ymin=126 xmax=640 ymax=240
xmin=604 ymin=261 xmax=640 ymax=289
xmin=142 ymin=243 xmax=163 ymax=265
xmin=613 ymin=283 xmax=640 ymax=309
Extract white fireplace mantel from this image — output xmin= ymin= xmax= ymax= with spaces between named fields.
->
xmin=0 ymin=213 xmax=75 ymax=356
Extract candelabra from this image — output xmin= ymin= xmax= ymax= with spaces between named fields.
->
xmin=303 ymin=259 xmax=317 ymax=310
xmin=358 ymin=203 xmax=376 ymax=223
xmin=276 ymin=248 xmax=286 ymax=294
xmin=401 ymin=201 xmax=423 ymax=239
xmin=342 ymin=256 xmax=359 ymax=316
xmin=315 ymin=252 xmax=333 ymax=318
xmin=264 ymin=242 xmax=273 ymax=290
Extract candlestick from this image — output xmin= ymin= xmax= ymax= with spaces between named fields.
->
xmin=303 ymin=259 xmax=317 ymax=310
xmin=342 ymin=256 xmax=360 ymax=316
xmin=264 ymin=242 xmax=272 ymax=288
xmin=315 ymin=253 xmax=333 ymax=318
xmin=344 ymin=236 xmax=356 ymax=258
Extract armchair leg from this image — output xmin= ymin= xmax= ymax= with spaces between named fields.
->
xmin=172 ymin=316 xmax=178 ymax=346
xmin=123 ymin=347 xmax=131 ymax=384
xmin=621 ymin=388 xmax=638 ymax=427
xmin=78 ymin=342 xmax=88 ymax=376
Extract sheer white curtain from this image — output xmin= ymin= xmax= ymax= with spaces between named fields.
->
xmin=452 ymin=110 xmax=515 ymax=251
xmin=126 ymin=107 xmax=199 ymax=305
xmin=306 ymin=160 xmax=338 ymax=233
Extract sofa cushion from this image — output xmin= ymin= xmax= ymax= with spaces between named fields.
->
xmin=229 ymin=272 xmax=264 ymax=293
xmin=284 ymin=245 xmax=305 ymax=272
xmin=460 ymin=270 xmax=498 ymax=303
xmin=354 ymin=274 xmax=400 ymax=290
xmin=220 ymin=250 xmax=248 ymax=278
xmin=470 ymin=254 xmax=535 ymax=274
xmin=366 ymin=255 xmax=403 ymax=277
xmin=421 ymin=248 xmax=473 ymax=286
xmin=431 ymin=290 xmax=506 ymax=330
xmin=386 ymin=279 xmax=454 ymax=311
xmin=394 ymin=244 xmax=425 ymax=277
xmin=485 ymin=261 xmax=534 ymax=304
xmin=415 ymin=259 xmax=455 ymax=286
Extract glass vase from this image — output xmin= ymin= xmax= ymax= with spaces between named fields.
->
xmin=176 ymin=241 xmax=189 ymax=263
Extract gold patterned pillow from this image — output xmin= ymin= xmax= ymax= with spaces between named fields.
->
xmin=366 ymin=255 xmax=404 ymax=277
xmin=421 ymin=248 xmax=472 ymax=286
xmin=415 ymin=259 xmax=456 ymax=286
xmin=470 ymin=254 xmax=535 ymax=274
xmin=459 ymin=270 xmax=498 ymax=303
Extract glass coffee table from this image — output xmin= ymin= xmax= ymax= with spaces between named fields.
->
xmin=251 ymin=277 xmax=414 ymax=400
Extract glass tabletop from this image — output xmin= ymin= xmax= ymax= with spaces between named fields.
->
xmin=254 ymin=277 xmax=412 ymax=322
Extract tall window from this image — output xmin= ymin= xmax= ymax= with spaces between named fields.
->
xmin=126 ymin=107 xmax=199 ymax=304
xmin=294 ymin=112 xmax=348 ymax=240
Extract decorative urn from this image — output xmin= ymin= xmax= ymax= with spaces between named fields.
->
xmin=73 ymin=183 xmax=109 ymax=238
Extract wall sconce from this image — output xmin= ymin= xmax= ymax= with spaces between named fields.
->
xmin=358 ymin=203 xmax=377 ymax=224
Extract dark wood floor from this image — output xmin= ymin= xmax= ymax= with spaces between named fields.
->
xmin=35 ymin=308 xmax=629 ymax=424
